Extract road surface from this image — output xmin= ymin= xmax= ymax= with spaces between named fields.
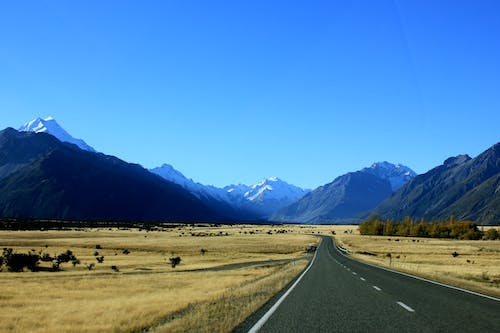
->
xmin=236 ymin=236 xmax=500 ymax=333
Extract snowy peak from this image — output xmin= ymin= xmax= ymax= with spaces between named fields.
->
xmin=244 ymin=177 xmax=309 ymax=202
xmin=19 ymin=117 xmax=95 ymax=152
xmin=151 ymin=165 xmax=310 ymax=218
xmin=361 ymin=161 xmax=417 ymax=191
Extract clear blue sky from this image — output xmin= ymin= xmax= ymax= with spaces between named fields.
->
xmin=1 ymin=0 xmax=499 ymax=189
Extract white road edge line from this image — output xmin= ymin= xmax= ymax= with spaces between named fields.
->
xmin=332 ymin=239 xmax=500 ymax=302
xmin=247 ymin=240 xmax=321 ymax=333
xmin=373 ymin=285 xmax=382 ymax=291
xmin=397 ymin=301 xmax=415 ymax=312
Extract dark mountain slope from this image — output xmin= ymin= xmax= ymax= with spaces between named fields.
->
xmin=372 ymin=143 xmax=500 ymax=224
xmin=272 ymin=172 xmax=392 ymax=224
xmin=0 ymin=128 xmax=219 ymax=221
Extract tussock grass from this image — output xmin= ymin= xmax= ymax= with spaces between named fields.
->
xmin=0 ymin=226 xmax=314 ymax=333
xmin=332 ymin=226 xmax=500 ymax=298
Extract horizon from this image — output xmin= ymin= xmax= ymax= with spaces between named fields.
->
xmin=2 ymin=1 xmax=499 ymax=189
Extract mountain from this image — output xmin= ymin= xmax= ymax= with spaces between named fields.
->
xmin=272 ymin=171 xmax=393 ymax=224
xmin=0 ymin=128 xmax=219 ymax=221
xmin=19 ymin=117 xmax=96 ymax=152
xmin=362 ymin=162 xmax=417 ymax=191
xmin=227 ymin=177 xmax=310 ymax=217
xmin=272 ymin=162 xmax=415 ymax=224
xmin=372 ymin=143 xmax=500 ymax=225
xmin=150 ymin=164 xmax=309 ymax=218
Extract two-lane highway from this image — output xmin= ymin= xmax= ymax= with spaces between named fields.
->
xmin=237 ymin=236 xmax=500 ymax=333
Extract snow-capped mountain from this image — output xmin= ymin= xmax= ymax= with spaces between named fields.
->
xmin=243 ymin=177 xmax=308 ymax=202
xmin=361 ymin=161 xmax=416 ymax=191
xmin=150 ymin=164 xmax=309 ymax=217
xmin=19 ymin=117 xmax=95 ymax=152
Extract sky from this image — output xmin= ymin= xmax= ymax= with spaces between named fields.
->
xmin=1 ymin=0 xmax=499 ymax=189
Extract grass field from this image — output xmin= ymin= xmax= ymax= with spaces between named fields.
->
xmin=0 ymin=225 xmax=318 ymax=333
xmin=1 ymin=224 xmax=499 ymax=333
xmin=332 ymin=225 xmax=500 ymax=298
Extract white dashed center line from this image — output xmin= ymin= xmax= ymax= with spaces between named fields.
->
xmin=373 ymin=285 xmax=381 ymax=291
xmin=360 ymin=277 xmax=366 ymax=281
xmin=397 ymin=301 xmax=415 ymax=312
xmin=352 ymin=272 xmax=357 ymax=275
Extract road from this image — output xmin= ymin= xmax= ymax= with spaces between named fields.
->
xmin=236 ymin=236 xmax=500 ymax=333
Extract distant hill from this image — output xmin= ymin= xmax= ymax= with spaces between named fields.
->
xmin=0 ymin=128 xmax=219 ymax=222
xmin=372 ymin=143 xmax=500 ymax=225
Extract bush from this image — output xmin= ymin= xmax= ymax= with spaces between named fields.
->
xmin=96 ymin=256 xmax=105 ymax=263
xmin=2 ymin=248 xmax=40 ymax=272
xmin=484 ymin=228 xmax=499 ymax=240
xmin=169 ymin=256 xmax=181 ymax=268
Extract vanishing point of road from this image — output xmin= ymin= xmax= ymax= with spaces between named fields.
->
xmin=235 ymin=236 xmax=500 ymax=333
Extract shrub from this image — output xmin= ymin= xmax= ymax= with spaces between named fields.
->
xmin=484 ymin=228 xmax=499 ymax=240
xmin=111 ymin=265 xmax=120 ymax=272
xmin=96 ymin=256 xmax=105 ymax=263
xmin=3 ymin=248 xmax=40 ymax=272
xmin=86 ymin=263 xmax=95 ymax=271
xmin=122 ymin=249 xmax=130 ymax=255
xmin=169 ymin=256 xmax=181 ymax=268
xmin=95 ymin=245 xmax=102 ymax=249
xmin=200 ymin=248 xmax=207 ymax=255
xmin=452 ymin=251 xmax=459 ymax=257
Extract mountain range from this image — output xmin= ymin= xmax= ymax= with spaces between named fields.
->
xmin=5 ymin=116 xmax=498 ymax=225
xmin=271 ymin=162 xmax=415 ymax=224
xmin=372 ymin=143 xmax=500 ymax=225
xmin=0 ymin=128 xmax=218 ymax=221
xmin=150 ymin=164 xmax=309 ymax=218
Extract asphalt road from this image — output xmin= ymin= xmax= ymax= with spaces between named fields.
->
xmin=237 ymin=236 xmax=500 ymax=333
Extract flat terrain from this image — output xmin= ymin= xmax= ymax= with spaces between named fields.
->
xmin=0 ymin=225 xmax=317 ymax=333
xmin=1 ymin=224 xmax=499 ymax=333
xmin=239 ymin=236 xmax=500 ymax=333
xmin=333 ymin=226 xmax=500 ymax=298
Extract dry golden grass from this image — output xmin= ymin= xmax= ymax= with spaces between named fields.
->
xmin=332 ymin=226 xmax=500 ymax=298
xmin=0 ymin=225 xmax=315 ymax=333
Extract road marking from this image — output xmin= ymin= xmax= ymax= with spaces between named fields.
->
xmin=397 ymin=301 xmax=415 ymax=312
xmin=373 ymin=285 xmax=381 ymax=291
xmin=352 ymin=272 xmax=357 ymax=275
xmin=360 ymin=277 xmax=366 ymax=281
xmin=247 ymin=240 xmax=320 ymax=333
xmin=332 ymin=239 xmax=500 ymax=303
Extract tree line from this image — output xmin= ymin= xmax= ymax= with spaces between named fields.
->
xmin=359 ymin=216 xmax=499 ymax=240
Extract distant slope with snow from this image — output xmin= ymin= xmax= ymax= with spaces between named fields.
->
xmin=362 ymin=161 xmax=416 ymax=191
xmin=19 ymin=117 xmax=96 ymax=152
xmin=150 ymin=165 xmax=309 ymax=218
xmin=272 ymin=162 xmax=416 ymax=223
